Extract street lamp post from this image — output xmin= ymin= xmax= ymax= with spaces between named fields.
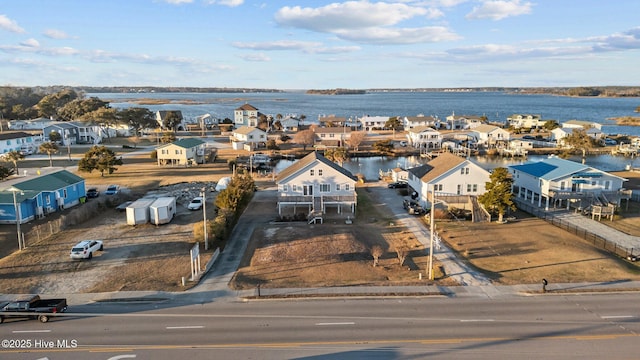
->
xmin=8 ymin=187 xmax=23 ymax=251
xmin=428 ymin=185 xmax=436 ymax=280
xmin=201 ymin=187 xmax=208 ymax=251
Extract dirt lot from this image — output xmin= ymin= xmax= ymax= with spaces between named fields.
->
xmin=1 ymin=143 xmax=640 ymax=293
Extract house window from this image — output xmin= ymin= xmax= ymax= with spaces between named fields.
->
xmin=436 ymin=184 xmax=443 ymax=191
xmin=560 ymin=181 xmax=566 ymax=190
xmin=336 ymin=184 xmax=341 ymax=191
xmin=310 ymin=169 xmax=314 ymax=176
xmin=320 ymin=184 xmax=330 ymax=192
xmin=63 ymin=189 xmax=67 ymax=198
xmin=345 ymin=184 xmax=350 ymax=191
xmin=281 ymin=184 xmax=288 ymax=192
xmin=604 ymin=180 xmax=611 ymax=190
xmin=318 ymin=169 xmax=323 ymax=176
xmin=292 ymin=184 xmax=297 ymax=192
xmin=249 ymin=135 xmax=253 ymax=140
xmin=467 ymin=184 xmax=471 ymax=192
xmin=460 ymin=167 xmax=469 ymax=175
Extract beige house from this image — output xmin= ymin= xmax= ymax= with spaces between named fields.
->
xmin=156 ymin=138 xmax=206 ymax=166
xmin=507 ymin=114 xmax=546 ymax=129
xmin=231 ymin=126 xmax=267 ymax=150
xmin=470 ymin=124 xmax=510 ymax=147
xmin=276 ymin=152 xmax=357 ymax=223
xmin=234 ymin=104 xmax=259 ymax=127
xmin=313 ymin=127 xmax=351 ymax=148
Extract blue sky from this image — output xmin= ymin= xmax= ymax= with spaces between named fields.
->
xmin=1 ymin=0 xmax=639 ymax=89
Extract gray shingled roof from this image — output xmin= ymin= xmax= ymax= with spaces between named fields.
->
xmin=276 ymin=152 xmax=357 ymax=183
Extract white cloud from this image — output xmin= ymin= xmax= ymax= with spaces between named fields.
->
xmin=43 ymin=29 xmax=71 ymax=39
xmin=162 ymin=0 xmax=194 ymax=4
xmin=20 ymin=38 xmax=40 ymax=48
xmin=466 ymin=0 xmax=532 ymax=20
xmin=0 ymin=14 xmax=25 ymax=33
xmin=275 ymin=1 xmax=428 ymax=32
xmin=205 ymin=0 xmax=244 ymax=6
xmin=336 ymin=26 xmax=460 ymax=44
xmin=232 ymin=40 xmax=322 ymax=51
xmin=239 ymin=53 xmax=270 ymax=62
xmin=274 ymin=1 xmax=458 ymax=45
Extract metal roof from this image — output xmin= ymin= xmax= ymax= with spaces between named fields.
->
xmin=276 ymin=151 xmax=357 ymax=183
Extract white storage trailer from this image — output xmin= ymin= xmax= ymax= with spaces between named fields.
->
xmin=149 ymin=197 xmax=176 ymax=225
xmin=125 ymin=198 xmax=156 ymax=225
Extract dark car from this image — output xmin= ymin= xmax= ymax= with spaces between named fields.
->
xmin=86 ymin=188 xmax=99 ymax=198
xmin=388 ymin=182 xmax=408 ymax=189
xmin=403 ymin=199 xmax=427 ymax=215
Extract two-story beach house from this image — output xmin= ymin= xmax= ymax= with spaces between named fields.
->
xmin=313 ymin=127 xmax=351 ymax=148
xmin=234 ymin=104 xmax=259 ymax=127
xmin=0 ymin=132 xmax=41 ymax=156
xmin=402 ymin=115 xmax=439 ymax=131
xmin=445 ymin=113 xmax=484 ymax=130
xmin=406 ymin=153 xmax=491 ymax=222
xmin=406 ymin=126 xmax=442 ymax=149
xmin=507 ymin=114 xmax=547 ymax=129
xmin=230 ymin=126 xmax=267 ymax=151
xmin=508 ymin=156 xmax=630 ymax=211
xmin=156 ymin=138 xmax=206 ymax=166
xmin=276 ymin=152 xmax=357 ymax=223
xmin=359 ymin=115 xmax=390 ymax=131
xmin=470 ymin=124 xmax=510 ymax=148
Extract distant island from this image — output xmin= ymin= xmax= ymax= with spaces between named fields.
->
xmin=306 ymin=88 xmax=366 ymax=95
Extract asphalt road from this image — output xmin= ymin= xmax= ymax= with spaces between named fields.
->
xmin=1 ymin=292 xmax=639 ymax=359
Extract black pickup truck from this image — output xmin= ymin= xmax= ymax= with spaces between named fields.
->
xmin=0 ymin=295 xmax=67 ymax=323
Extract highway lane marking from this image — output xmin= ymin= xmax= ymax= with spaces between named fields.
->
xmin=459 ymin=319 xmax=495 ymax=322
xmin=165 ymin=325 xmax=205 ymax=329
xmin=601 ymin=315 xmax=634 ymax=319
xmin=12 ymin=330 xmax=52 ymax=333
xmin=315 ymin=322 xmax=356 ymax=326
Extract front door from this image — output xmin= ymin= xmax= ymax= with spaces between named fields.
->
xmin=304 ymin=185 xmax=313 ymax=196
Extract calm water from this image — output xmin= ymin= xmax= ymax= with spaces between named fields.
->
xmin=92 ymin=91 xmax=640 ymax=176
xmin=92 ymin=91 xmax=640 ymax=136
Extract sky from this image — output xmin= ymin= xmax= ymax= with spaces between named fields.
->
xmin=1 ymin=0 xmax=639 ymax=89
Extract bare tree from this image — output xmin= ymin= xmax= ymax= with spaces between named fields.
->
xmin=294 ymin=129 xmax=315 ymax=151
xmin=346 ymin=131 xmax=366 ymax=151
xmin=371 ymin=245 xmax=383 ymax=267
xmin=395 ymin=246 xmax=408 ymax=267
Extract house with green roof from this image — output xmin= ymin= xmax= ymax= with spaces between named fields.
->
xmin=156 ymin=138 xmax=206 ymax=166
xmin=0 ymin=170 xmax=86 ymax=224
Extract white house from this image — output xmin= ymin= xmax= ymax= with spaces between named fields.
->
xmin=230 ymin=126 xmax=267 ymax=150
xmin=276 ymin=152 xmax=357 ymax=222
xmin=0 ymin=132 xmax=41 ymax=156
xmin=551 ymin=126 xmax=603 ymax=145
xmin=402 ymin=115 xmax=439 ymax=131
xmin=156 ymin=138 xmax=206 ymax=166
xmin=8 ymin=117 xmax=54 ymax=130
xmin=406 ymin=126 xmax=442 ymax=149
xmin=445 ymin=113 xmax=484 ymax=130
xmin=359 ymin=115 xmax=390 ymax=131
xmin=470 ymin=124 xmax=510 ymax=147
xmin=234 ymin=103 xmax=259 ymax=127
xmin=313 ymin=127 xmax=351 ymax=148
xmin=406 ymin=153 xmax=491 ymax=217
xmin=507 ymin=114 xmax=546 ymax=129
xmin=508 ymin=156 xmax=630 ymax=211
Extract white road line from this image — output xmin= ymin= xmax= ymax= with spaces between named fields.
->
xmin=12 ymin=330 xmax=52 ymax=333
xmin=315 ymin=322 xmax=356 ymax=326
xmin=460 ymin=319 xmax=495 ymax=322
xmin=601 ymin=315 xmax=634 ymax=319
xmin=165 ymin=326 xmax=205 ymax=329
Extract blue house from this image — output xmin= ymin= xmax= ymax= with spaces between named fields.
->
xmin=0 ymin=170 xmax=86 ymax=224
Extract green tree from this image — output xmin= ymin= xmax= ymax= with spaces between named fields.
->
xmin=0 ymin=164 xmax=14 ymax=180
xmin=5 ymin=150 xmax=24 ymax=174
xmin=215 ymin=173 xmax=255 ymax=212
xmin=373 ymin=139 xmax=394 ymax=155
xmin=78 ymin=145 xmax=123 ymax=177
xmin=86 ymin=107 xmax=119 ymax=142
xmin=385 ymin=116 xmax=402 ymax=130
xmin=58 ymin=97 xmax=109 ymax=121
xmin=324 ymin=147 xmax=348 ymax=166
xmin=118 ymin=107 xmax=156 ymax=136
xmin=542 ymin=120 xmax=560 ymax=131
xmin=160 ymin=131 xmax=176 ymax=144
xmin=562 ymin=128 xmax=594 ymax=164
xmin=48 ymin=131 xmax=62 ymax=143
xmin=163 ymin=111 xmax=183 ymax=131
xmin=36 ymin=88 xmax=79 ymax=119
xmin=478 ymin=167 xmax=516 ymax=223
xmin=39 ymin=142 xmax=59 ymax=167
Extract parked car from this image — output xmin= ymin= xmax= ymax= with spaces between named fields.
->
xmin=105 ymin=184 xmax=120 ymax=195
xmin=187 ymin=197 xmax=203 ymax=210
xmin=86 ymin=188 xmax=99 ymax=198
xmin=115 ymin=201 xmax=133 ymax=212
xmin=0 ymin=295 xmax=67 ymax=324
xmin=388 ymin=182 xmax=408 ymax=189
xmin=70 ymin=240 xmax=103 ymax=260
xmin=522 ymin=135 xmax=536 ymax=140
xmin=402 ymin=199 xmax=427 ymax=215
